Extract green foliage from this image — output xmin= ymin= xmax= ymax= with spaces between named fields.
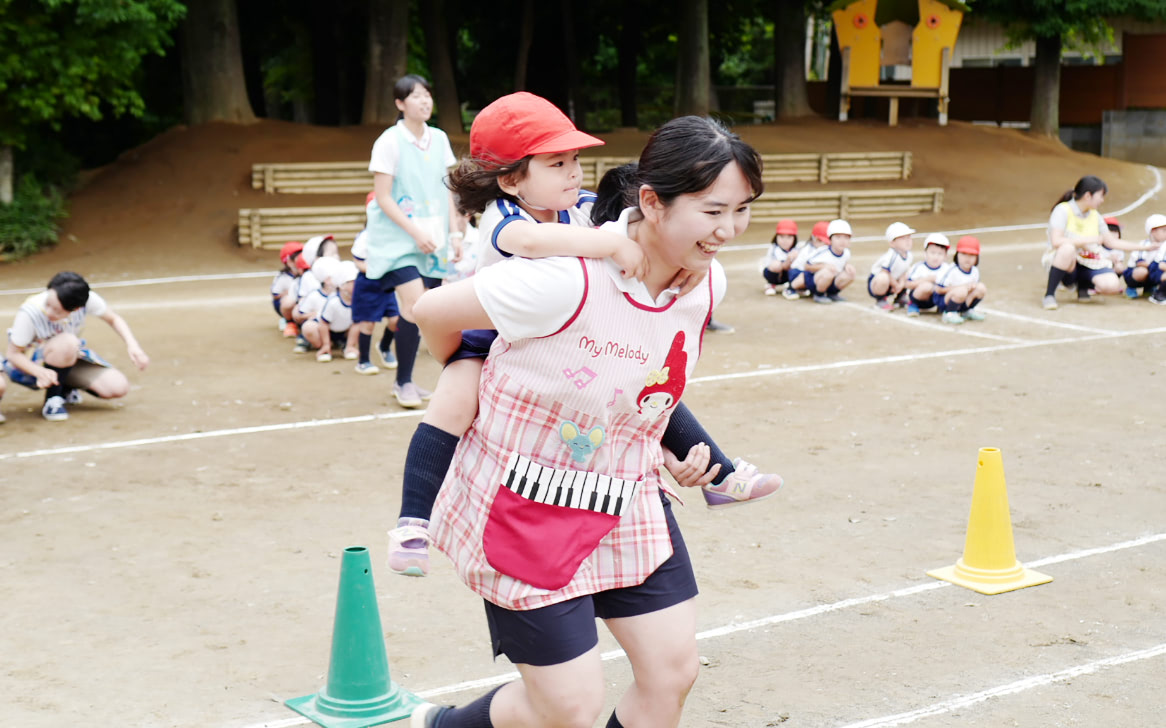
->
xmin=0 ymin=0 xmax=185 ymax=149
xmin=0 ymin=175 xmax=67 ymax=259
xmin=971 ymin=0 xmax=1166 ymax=44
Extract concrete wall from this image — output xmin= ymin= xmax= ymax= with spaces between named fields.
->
xmin=1102 ymin=111 xmax=1166 ymax=167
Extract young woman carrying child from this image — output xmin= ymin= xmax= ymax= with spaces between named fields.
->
xmin=387 ymin=93 xmax=782 ymax=578
xmin=407 ymin=113 xmax=762 ymax=728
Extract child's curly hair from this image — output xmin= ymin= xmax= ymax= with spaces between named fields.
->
xmin=447 ymin=157 xmax=532 ymax=216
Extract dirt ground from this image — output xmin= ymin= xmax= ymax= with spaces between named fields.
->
xmin=1 ymin=118 xmax=1165 ymax=728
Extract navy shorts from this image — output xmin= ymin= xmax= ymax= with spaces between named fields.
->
xmin=866 ymin=273 xmax=885 ymax=298
xmin=909 ymin=292 xmax=937 ymax=309
xmin=483 ymin=491 xmax=698 ymax=667
xmin=328 ymin=330 xmax=347 ymax=348
xmin=448 ymin=329 xmax=498 ymax=364
xmin=272 ymin=297 xmax=283 ymax=316
xmin=352 ymin=272 xmax=404 ymax=323
xmin=762 ymin=268 xmax=789 ymax=286
xmin=793 ymin=269 xmax=814 ymax=290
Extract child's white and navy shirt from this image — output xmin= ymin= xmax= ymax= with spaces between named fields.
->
xmin=870 ymin=247 xmax=914 ymax=278
xmin=936 ymin=263 xmax=980 ymax=289
xmin=906 ymin=260 xmax=948 ymax=282
xmin=474 ymin=190 xmax=597 ymax=272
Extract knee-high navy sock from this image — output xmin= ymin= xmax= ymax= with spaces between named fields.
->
xmin=1045 ymin=266 xmax=1068 ymax=297
xmin=395 ymin=319 xmax=420 ymax=385
xmin=431 ymin=685 xmax=501 ymax=727
xmin=44 ymin=365 xmax=72 ymax=400
xmin=1156 ymin=279 xmax=1166 ymax=298
xmin=967 ymin=297 xmax=982 ymax=309
xmin=1077 ymin=274 xmax=1092 ymax=296
xmin=379 ymin=326 xmax=395 ymax=354
xmin=661 ymin=402 xmax=735 ymax=485
xmin=400 ymin=423 xmax=461 ymax=521
xmin=358 ymin=332 xmax=372 ymax=365
xmin=606 ymin=711 xmax=626 ymax=728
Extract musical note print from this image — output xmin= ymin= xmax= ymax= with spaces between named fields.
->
xmin=606 ymin=388 xmax=624 ymax=407
xmin=562 ymin=366 xmax=598 ymax=390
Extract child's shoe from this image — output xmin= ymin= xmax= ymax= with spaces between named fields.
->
xmin=293 ymin=336 xmax=310 ymax=353
xmin=1042 ymin=295 xmax=1058 ymax=310
xmin=875 ymin=297 xmax=894 ymax=311
xmin=378 ymin=347 xmax=398 ymax=369
xmin=411 ymin=703 xmax=452 ymax=727
xmin=316 ymin=349 xmax=332 ymax=362
xmin=392 ymin=381 xmax=425 ymax=408
xmin=894 ymin=291 xmax=910 ymax=308
xmin=906 ymin=302 xmax=920 ymax=317
xmin=764 ymin=284 xmax=779 ymax=296
xmin=963 ymin=308 xmax=986 ymax=321
xmin=1125 ymin=287 xmax=1140 ymax=299
xmin=702 ymin=458 xmax=783 ymax=509
xmin=42 ymin=396 xmax=68 ymax=422
xmin=388 ymin=518 xmax=431 ymax=577
xmin=827 ymin=292 xmax=846 ymax=302
xmin=343 ymin=348 xmax=359 ymax=360
xmin=354 ymin=361 xmax=379 ymax=375
xmin=1150 ymin=292 xmax=1166 ymax=305
xmin=941 ymin=311 xmax=964 ymax=324
xmin=812 ymin=293 xmax=833 ymax=304
xmin=64 ymin=388 xmax=83 ymax=405
xmin=0 ymin=411 xmax=6 ymax=424
xmin=781 ymin=286 xmax=801 ymax=300
xmin=283 ymin=321 xmax=299 ymax=337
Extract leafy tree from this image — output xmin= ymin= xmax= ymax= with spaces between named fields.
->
xmin=180 ymin=0 xmax=255 ymax=124
xmin=974 ymin=0 xmax=1166 ymax=137
xmin=0 ymin=0 xmax=184 ymax=203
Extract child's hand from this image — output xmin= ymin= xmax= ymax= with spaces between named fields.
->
xmin=127 ymin=344 xmax=150 ymax=371
xmin=662 ymin=443 xmax=721 ymax=488
xmin=34 ymin=365 xmax=58 ymax=389
xmin=449 ymin=235 xmax=464 ymax=263
xmin=667 ymin=268 xmax=708 ymax=296
xmin=611 ymin=237 xmax=649 ymax=280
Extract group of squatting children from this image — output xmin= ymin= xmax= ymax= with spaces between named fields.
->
xmin=760 ymin=218 xmax=988 ymax=323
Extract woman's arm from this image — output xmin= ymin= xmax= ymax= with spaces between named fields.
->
xmin=413 ymin=280 xmax=494 ymax=364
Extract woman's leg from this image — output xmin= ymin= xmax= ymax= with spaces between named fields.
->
xmin=603 ymin=600 xmax=700 ymax=728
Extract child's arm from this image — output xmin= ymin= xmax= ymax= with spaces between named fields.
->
xmin=97 ymin=309 xmax=149 ymax=371
xmin=496 ymin=220 xmax=649 ymax=280
xmin=3 ymin=341 xmax=56 ymax=389
xmin=661 ymin=442 xmax=721 ymax=488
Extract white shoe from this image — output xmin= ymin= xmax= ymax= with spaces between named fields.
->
xmin=1042 ymin=295 xmax=1058 ymax=310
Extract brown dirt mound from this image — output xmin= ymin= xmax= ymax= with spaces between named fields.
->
xmin=2 ymin=117 xmax=1155 ymax=288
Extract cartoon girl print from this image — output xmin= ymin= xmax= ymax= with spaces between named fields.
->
xmin=636 ymin=331 xmax=687 ymax=422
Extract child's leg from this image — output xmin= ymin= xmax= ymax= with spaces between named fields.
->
xmin=389 ymin=357 xmax=483 ymax=576
xmin=302 ymin=319 xmax=325 ymax=350
xmin=663 ymin=402 xmax=783 ymax=509
xmin=868 ymin=271 xmax=891 ymax=298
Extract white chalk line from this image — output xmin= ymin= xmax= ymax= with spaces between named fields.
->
xmin=8 ymin=324 xmax=1166 ymax=462
xmin=836 ymin=642 xmax=1166 ymax=728
xmin=838 ymin=300 xmax=1027 ymax=344
xmin=0 ymin=271 xmax=273 ymax=297
xmin=979 ymin=307 xmax=1122 ymax=335
xmin=233 ymin=531 xmax=1166 ymax=728
xmin=0 ymin=294 xmax=260 ymax=317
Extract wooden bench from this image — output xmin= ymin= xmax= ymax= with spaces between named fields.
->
xmin=237 ymin=206 xmax=365 ymax=249
xmin=750 ymin=187 xmax=943 ymax=224
xmin=238 ymin=185 xmax=942 ymax=248
xmin=250 ymin=151 xmax=913 ymax=195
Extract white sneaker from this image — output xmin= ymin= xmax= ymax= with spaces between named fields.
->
xmin=1042 ymin=295 xmax=1058 ymax=310
xmin=65 ymin=388 xmax=83 ymax=405
xmin=42 ymin=396 xmax=68 ymax=421
xmin=354 ymin=361 xmax=379 ymax=375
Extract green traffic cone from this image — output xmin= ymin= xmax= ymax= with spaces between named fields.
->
xmin=286 ymin=546 xmax=423 ymax=727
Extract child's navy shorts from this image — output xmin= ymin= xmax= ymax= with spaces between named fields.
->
xmin=352 ymin=272 xmax=402 ymax=323
xmin=448 ymin=329 xmax=498 ymax=364
xmin=482 ymin=490 xmax=698 ymax=667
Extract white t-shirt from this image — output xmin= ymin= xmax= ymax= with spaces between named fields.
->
xmin=474 ymin=191 xmax=597 ymax=272
xmin=870 ymin=247 xmax=914 ymax=278
xmin=271 ymin=271 xmax=296 ymax=298
xmin=368 ymin=120 xmax=457 ymax=177
xmin=937 ymin=263 xmax=980 ymax=289
xmin=474 ymin=207 xmax=727 ymax=342
xmin=805 ymin=244 xmax=851 ymax=272
xmin=762 ymin=241 xmax=799 ymax=269
xmin=351 ymin=230 xmax=368 ymax=262
xmin=319 ymin=293 xmax=354 ymax=332
xmin=296 ymin=271 xmax=321 ymax=301
xmin=791 ymin=242 xmax=825 ymax=271
xmin=8 ymin=290 xmax=108 ymax=349
xmin=296 ymin=288 xmax=328 ymax=319
xmin=907 ymin=261 xmax=947 ymax=282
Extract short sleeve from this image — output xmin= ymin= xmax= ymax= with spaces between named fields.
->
xmin=7 ymin=310 xmax=36 ymax=348
xmin=1048 ymin=204 xmax=1068 ymax=233
xmin=85 ymin=291 xmax=108 ymax=318
xmin=369 ymin=128 xmax=401 ymax=176
xmin=473 ymin=256 xmax=586 ymax=341
xmin=436 ymin=130 xmax=457 ymax=168
xmin=710 ymin=259 xmax=727 ymax=309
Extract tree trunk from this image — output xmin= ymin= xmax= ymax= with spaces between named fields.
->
xmin=676 ymin=0 xmax=711 ymax=116
xmin=616 ymin=2 xmax=642 ymax=127
xmin=775 ymin=0 xmax=813 ymax=118
xmin=560 ymin=0 xmax=584 ymax=125
xmin=825 ymin=23 xmax=842 ymax=119
xmin=180 ymin=0 xmax=256 ymax=124
xmin=514 ymin=0 xmax=535 ymax=91
xmin=363 ymin=0 xmax=409 ymax=125
xmin=420 ymin=0 xmax=463 ymax=133
xmin=0 ymin=145 xmax=12 ymax=205
xmin=1030 ymin=34 xmax=1062 ymax=138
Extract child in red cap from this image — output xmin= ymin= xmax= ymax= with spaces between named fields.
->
xmin=387 ymin=93 xmax=782 ymax=578
xmin=273 ymin=241 xmax=304 ymax=336
xmin=934 ymin=235 xmax=988 ymax=323
xmin=761 ymin=218 xmax=800 ymax=296
xmin=784 ymin=219 xmax=830 ymax=299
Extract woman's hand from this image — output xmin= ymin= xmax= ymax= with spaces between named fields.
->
xmin=662 ymin=443 xmax=721 ymax=488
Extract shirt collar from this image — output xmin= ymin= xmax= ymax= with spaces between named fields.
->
xmin=395 ymin=119 xmax=431 ymax=149
xmin=599 ymin=207 xmax=679 ymax=308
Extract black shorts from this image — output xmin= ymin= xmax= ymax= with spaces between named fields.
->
xmin=482 ymin=491 xmax=698 ymax=667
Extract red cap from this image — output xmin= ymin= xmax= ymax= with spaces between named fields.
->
xmin=470 ymin=92 xmax=604 ymax=167
xmin=775 ymin=219 xmax=798 ymax=236
xmin=295 ymin=254 xmax=311 ymax=271
xmin=811 ymin=221 xmax=830 ymax=242
xmin=956 ymin=235 xmax=980 ymax=256
xmin=1104 ymin=216 xmax=1120 ymax=228
xmin=365 ymin=190 xmax=376 ymax=205
xmin=279 ymin=241 xmax=304 ymax=265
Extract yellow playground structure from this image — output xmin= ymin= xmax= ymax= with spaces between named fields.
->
xmin=829 ymin=0 xmax=968 ymax=126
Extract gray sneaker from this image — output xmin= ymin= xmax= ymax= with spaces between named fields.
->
xmin=393 ymin=381 xmax=425 ymax=408
xmin=1042 ymin=295 xmax=1058 ymax=310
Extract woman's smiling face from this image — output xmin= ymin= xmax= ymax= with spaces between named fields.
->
xmin=648 ymin=161 xmax=753 ymax=272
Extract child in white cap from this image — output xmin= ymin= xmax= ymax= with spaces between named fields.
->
xmin=802 ymin=218 xmax=855 ymax=304
xmin=305 ymin=261 xmax=360 ymax=361
xmin=903 ymin=233 xmax=951 ymax=316
xmin=1125 ymin=214 xmax=1166 ymax=302
xmin=868 ymin=221 xmax=915 ymax=310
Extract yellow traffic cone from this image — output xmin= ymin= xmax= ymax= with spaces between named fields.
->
xmin=927 ymin=448 xmax=1052 ymax=595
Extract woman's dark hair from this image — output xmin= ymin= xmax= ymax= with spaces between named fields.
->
xmin=394 ymin=75 xmax=432 ymax=121
xmin=592 ymin=162 xmax=640 ymax=226
xmin=47 ymin=271 xmax=90 ymax=311
xmin=1053 ymin=175 xmax=1107 ymax=211
xmin=638 ymin=116 xmax=763 ymax=207
xmin=447 ymin=157 xmax=532 ymax=216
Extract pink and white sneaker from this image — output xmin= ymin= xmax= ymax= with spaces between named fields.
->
xmin=387 ymin=518 xmax=430 ymax=577
xmin=702 ymin=458 xmax=783 ymax=509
